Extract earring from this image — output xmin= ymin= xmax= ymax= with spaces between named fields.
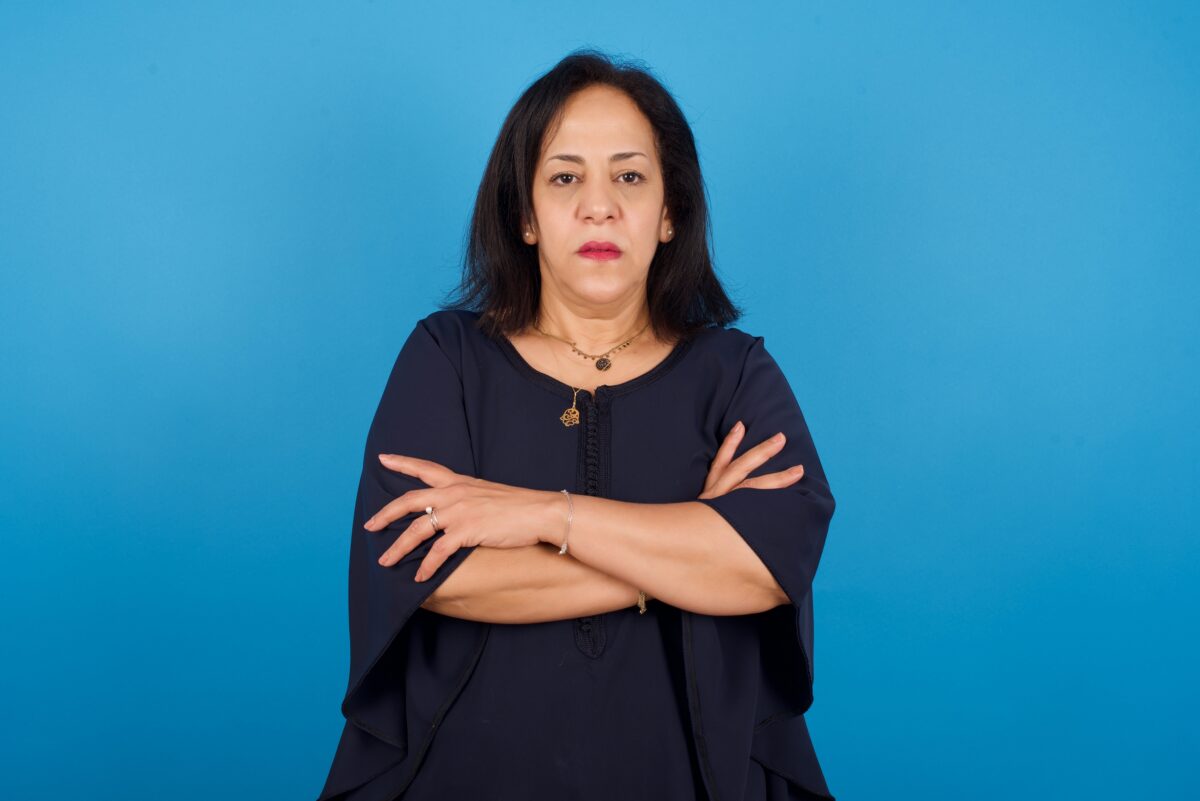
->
xmin=667 ymin=227 xmax=674 ymax=237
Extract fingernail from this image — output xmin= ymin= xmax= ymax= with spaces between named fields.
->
xmin=364 ymin=517 xmax=375 ymax=529
xmin=774 ymin=432 xmax=785 ymax=441
xmin=734 ymin=421 xmax=744 ymax=432
xmin=414 ymin=571 xmax=425 ymax=582
xmin=378 ymin=556 xmax=388 ymax=566
xmin=378 ymin=453 xmax=391 ymax=461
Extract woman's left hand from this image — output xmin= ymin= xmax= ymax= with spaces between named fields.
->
xmin=364 ymin=453 xmax=556 ymax=580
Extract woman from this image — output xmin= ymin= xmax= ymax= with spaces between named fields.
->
xmin=317 ymin=50 xmax=837 ymax=801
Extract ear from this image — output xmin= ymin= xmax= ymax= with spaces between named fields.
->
xmin=521 ymin=218 xmax=537 ymax=244
xmin=660 ymin=209 xmax=674 ymax=242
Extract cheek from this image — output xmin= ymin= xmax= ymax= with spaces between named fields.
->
xmin=631 ymin=224 xmax=664 ymax=259
xmin=539 ymin=210 xmax=577 ymax=245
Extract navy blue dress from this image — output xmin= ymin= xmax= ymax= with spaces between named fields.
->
xmin=317 ymin=309 xmax=837 ymax=801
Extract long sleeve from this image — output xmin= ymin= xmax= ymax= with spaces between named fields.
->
xmin=318 ymin=317 xmax=490 ymax=801
xmin=693 ymin=334 xmax=836 ymax=714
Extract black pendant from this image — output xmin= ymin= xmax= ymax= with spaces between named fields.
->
xmin=595 ymin=357 xmax=611 ymax=371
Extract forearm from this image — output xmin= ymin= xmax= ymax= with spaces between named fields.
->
xmin=420 ymin=543 xmax=645 ymax=624
xmin=539 ymin=494 xmax=787 ymax=616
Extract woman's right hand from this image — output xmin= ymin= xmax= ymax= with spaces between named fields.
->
xmin=697 ymin=420 xmax=805 ymax=500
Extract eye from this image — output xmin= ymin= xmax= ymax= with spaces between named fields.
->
xmin=549 ymin=171 xmax=646 ymax=186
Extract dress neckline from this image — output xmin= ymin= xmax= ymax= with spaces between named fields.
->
xmin=496 ymin=327 xmax=694 ymax=401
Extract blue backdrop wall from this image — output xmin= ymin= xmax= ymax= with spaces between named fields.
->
xmin=1 ymin=2 xmax=1196 ymax=798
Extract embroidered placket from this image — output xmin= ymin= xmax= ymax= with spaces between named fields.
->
xmin=572 ymin=390 xmax=609 ymax=658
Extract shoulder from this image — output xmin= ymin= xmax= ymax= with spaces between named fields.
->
xmin=415 ymin=308 xmax=482 ymax=348
xmin=687 ymin=324 xmax=799 ymax=408
xmin=401 ymin=308 xmax=490 ymax=375
xmin=690 ymin=323 xmax=767 ymax=368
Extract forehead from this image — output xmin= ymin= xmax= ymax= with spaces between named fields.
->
xmin=540 ymin=85 xmax=657 ymax=159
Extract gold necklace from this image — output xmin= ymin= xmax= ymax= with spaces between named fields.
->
xmin=537 ymin=319 xmax=648 ymax=428
xmin=533 ymin=320 xmax=650 ymax=372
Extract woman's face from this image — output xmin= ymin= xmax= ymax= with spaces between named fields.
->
xmin=526 ymin=84 xmax=674 ymax=310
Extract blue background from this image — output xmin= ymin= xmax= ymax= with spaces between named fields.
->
xmin=1 ymin=2 xmax=1196 ymax=798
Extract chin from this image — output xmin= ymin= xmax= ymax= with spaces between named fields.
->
xmin=573 ymin=279 xmax=632 ymax=303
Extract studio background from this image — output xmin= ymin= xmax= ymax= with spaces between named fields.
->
xmin=1 ymin=2 xmax=1195 ymax=799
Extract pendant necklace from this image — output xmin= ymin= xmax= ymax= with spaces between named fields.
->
xmin=535 ymin=320 xmax=650 ymax=428
xmin=559 ymin=388 xmax=583 ymax=428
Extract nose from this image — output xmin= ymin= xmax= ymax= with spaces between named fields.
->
xmin=578 ymin=177 xmax=619 ymax=223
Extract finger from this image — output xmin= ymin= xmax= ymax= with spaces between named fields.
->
xmin=739 ymin=465 xmax=805 ymax=490
xmin=700 ymin=422 xmax=739 ymax=479
xmin=378 ymin=505 xmax=445 ymax=566
xmin=712 ymin=421 xmax=745 ymax=470
xmin=377 ymin=453 xmax=461 ymax=489
xmin=726 ymin=432 xmax=787 ymax=480
xmin=413 ymin=532 xmax=463 ymax=581
xmin=709 ymin=431 xmax=787 ymax=496
xmin=703 ymin=421 xmax=745 ymax=492
xmin=364 ymin=486 xmax=439 ymax=531
xmin=697 ymin=464 xmax=804 ymax=499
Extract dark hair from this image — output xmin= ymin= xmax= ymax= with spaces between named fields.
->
xmin=437 ymin=47 xmax=743 ymax=344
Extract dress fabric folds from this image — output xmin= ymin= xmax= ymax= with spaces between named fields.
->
xmin=316 ymin=309 xmax=837 ymax=801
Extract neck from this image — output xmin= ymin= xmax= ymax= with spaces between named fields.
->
xmin=534 ymin=297 xmax=652 ymax=353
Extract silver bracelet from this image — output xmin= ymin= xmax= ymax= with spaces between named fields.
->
xmin=557 ymin=488 xmax=647 ymax=614
xmin=557 ymin=488 xmax=573 ymax=555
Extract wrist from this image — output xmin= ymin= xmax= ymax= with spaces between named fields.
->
xmin=540 ymin=489 xmax=570 ymax=548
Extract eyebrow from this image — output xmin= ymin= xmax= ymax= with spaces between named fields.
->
xmin=546 ymin=151 xmax=648 ymax=165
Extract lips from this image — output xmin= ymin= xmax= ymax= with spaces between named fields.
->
xmin=578 ymin=240 xmax=622 ymax=254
